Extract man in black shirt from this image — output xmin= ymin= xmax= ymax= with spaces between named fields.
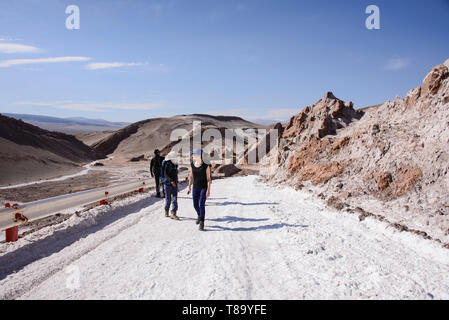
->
xmin=150 ymin=149 xmax=165 ymax=197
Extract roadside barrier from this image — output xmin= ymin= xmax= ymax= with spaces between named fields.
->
xmin=0 ymin=178 xmax=152 ymax=242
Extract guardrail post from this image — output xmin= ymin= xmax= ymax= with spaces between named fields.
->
xmin=1 ymin=178 xmax=153 ymax=235
xmin=4 ymin=203 xmax=19 ymax=242
xmin=5 ymin=226 xmax=18 ymax=242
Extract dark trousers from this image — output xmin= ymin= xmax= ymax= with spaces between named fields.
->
xmin=154 ymin=174 xmax=161 ymax=195
xmin=164 ymin=184 xmax=178 ymax=213
xmin=192 ymin=188 xmax=207 ymax=219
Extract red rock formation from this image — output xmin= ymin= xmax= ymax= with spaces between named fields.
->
xmin=266 ymin=58 xmax=449 ymax=244
xmin=393 ymin=166 xmax=423 ymax=197
xmin=282 ymin=92 xmax=362 ymax=141
xmin=375 ymin=172 xmax=392 ymax=191
xmin=299 ymin=161 xmax=344 ymax=185
xmin=421 ymin=63 xmax=449 ymax=97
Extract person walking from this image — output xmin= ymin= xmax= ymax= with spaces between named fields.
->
xmin=150 ymin=149 xmax=165 ymax=198
xmin=187 ymin=149 xmax=211 ymax=231
xmin=161 ymin=151 xmax=179 ymax=220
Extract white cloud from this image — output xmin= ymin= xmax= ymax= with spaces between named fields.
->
xmin=0 ymin=42 xmax=40 ymax=54
xmin=0 ymin=36 xmax=14 ymax=41
xmin=13 ymin=100 xmax=73 ymax=107
xmin=0 ymin=56 xmax=91 ymax=68
xmin=86 ymin=62 xmax=145 ymax=70
xmin=385 ymin=58 xmax=411 ymax=70
xmin=14 ymin=101 xmax=161 ymax=112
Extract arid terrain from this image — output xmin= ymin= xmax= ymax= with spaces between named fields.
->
xmin=0 ymin=113 xmax=264 ymax=205
xmin=0 ymin=62 xmax=448 ymax=300
xmin=4 ymin=113 xmax=129 ymax=134
xmin=79 ymin=114 xmax=265 ymax=161
xmin=261 ymin=58 xmax=449 ymax=244
xmin=0 ymin=114 xmax=105 ymax=187
xmin=1 ymin=59 xmax=448 ymax=246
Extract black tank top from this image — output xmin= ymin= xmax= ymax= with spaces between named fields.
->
xmin=191 ymin=162 xmax=208 ymax=189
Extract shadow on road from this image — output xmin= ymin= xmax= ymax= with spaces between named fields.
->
xmin=207 ymin=223 xmax=308 ymax=232
xmin=207 ymin=201 xmax=279 ymax=206
xmin=209 ymin=216 xmax=269 ymax=223
xmin=177 ymin=196 xmax=228 ymax=200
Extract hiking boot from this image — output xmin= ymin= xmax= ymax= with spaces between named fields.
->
xmin=165 ymin=210 xmax=169 ymax=217
xmin=170 ymin=212 xmax=180 ymax=220
xmin=196 ymin=215 xmax=200 ymax=225
xmin=199 ymin=220 xmax=205 ymax=231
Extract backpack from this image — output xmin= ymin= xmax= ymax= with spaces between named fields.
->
xmin=160 ymin=160 xmax=168 ymax=184
xmin=161 ymin=160 xmax=178 ymax=185
xmin=159 ymin=160 xmax=170 ymax=184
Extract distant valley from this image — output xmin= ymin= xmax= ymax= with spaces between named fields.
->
xmin=2 ymin=113 xmax=130 ymax=134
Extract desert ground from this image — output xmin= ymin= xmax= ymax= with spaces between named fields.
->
xmin=1 ymin=176 xmax=448 ymax=299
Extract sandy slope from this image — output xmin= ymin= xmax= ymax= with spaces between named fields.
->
xmin=76 ymin=131 xmax=116 ymax=147
xmin=0 ymin=176 xmax=448 ymax=299
xmin=90 ymin=114 xmax=265 ymax=159
xmin=0 ymin=115 xmax=104 ymax=186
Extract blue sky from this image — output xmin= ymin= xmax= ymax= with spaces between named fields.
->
xmin=0 ymin=0 xmax=448 ymax=123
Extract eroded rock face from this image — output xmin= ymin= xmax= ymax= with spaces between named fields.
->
xmin=405 ymin=87 xmax=421 ymax=110
xmin=265 ymin=58 xmax=449 ymax=243
xmin=285 ymin=136 xmax=349 ymax=186
xmin=299 ymin=161 xmax=344 ymax=185
xmin=393 ymin=166 xmax=423 ymax=198
xmin=287 ymin=138 xmax=332 ymax=174
xmin=421 ymin=63 xmax=449 ymax=97
xmin=376 ymin=172 xmax=392 ymax=191
xmin=282 ymin=92 xmax=363 ymax=141
xmin=373 ymin=167 xmax=423 ymax=199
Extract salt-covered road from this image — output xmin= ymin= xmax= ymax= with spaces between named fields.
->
xmin=1 ymin=176 xmax=448 ymax=299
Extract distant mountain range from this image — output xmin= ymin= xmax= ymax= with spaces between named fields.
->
xmin=2 ymin=113 xmax=130 ymax=134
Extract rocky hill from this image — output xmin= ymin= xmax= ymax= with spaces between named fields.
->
xmin=86 ymin=114 xmax=265 ymax=160
xmin=0 ymin=114 xmax=105 ymax=186
xmin=263 ymin=58 xmax=449 ymax=243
